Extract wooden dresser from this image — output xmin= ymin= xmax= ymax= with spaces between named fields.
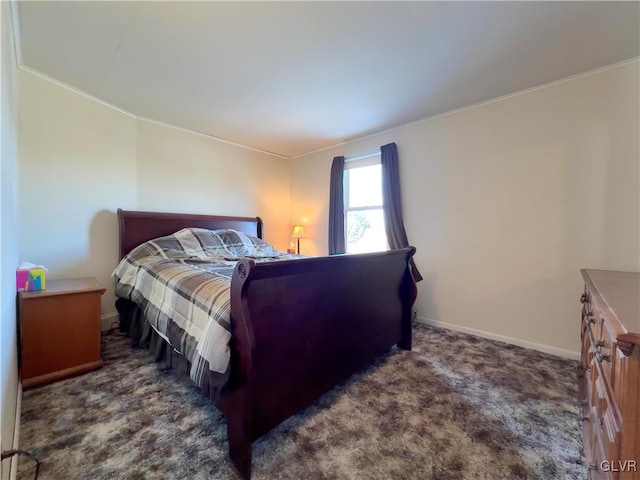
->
xmin=578 ymin=269 xmax=640 ymax=479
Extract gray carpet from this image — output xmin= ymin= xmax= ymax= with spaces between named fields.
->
xmin=18 ymin=324 xmax=586 ymax=480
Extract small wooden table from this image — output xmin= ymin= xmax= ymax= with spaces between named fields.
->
xmin=19 ymin=277 xmax=105 ymax=389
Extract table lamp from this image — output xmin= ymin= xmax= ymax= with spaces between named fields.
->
xmin=290 ymin=225 xmax=305 ymax=254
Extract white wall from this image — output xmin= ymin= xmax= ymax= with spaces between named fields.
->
xmin=291 ymin=61 xmax=640 ymax=355
xmin=19 ymin=70 xmax=137 ymax=318
xmin=135 ymin=120 xmax=290 ymax=250
xmin=18 ymin=70 xmax=291 ymax=320
xmin=1 ymin=2 xmax=21 ymax=478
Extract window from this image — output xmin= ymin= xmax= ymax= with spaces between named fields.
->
xmin=343 ymin=155 xmax=387 ymax=253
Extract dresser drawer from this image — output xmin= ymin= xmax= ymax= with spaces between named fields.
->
xmin=581 ymin=291 xmax=598 ymax=373
xmin=582 ymin=290 xmax=601 ymax=338
xmin=587 ymin=292 xmax=620 ymax=398
xmin=586 ymin=397 xmax=622 ymax=480
xmin=596 ymin=316 xmax=617 ymax=385
xmin=591 ymin=419 xmax=613 ymax=480
xmin=600 ymin=407 xmax=621 ymax=459
xmin=592 ymin=359 xmax=622 ymax=431
xmin=581 ymin=322 xmax=596 ymax=374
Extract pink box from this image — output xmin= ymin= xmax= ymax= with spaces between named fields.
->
xmin=16 ymin=268 xmax=46 ymax=292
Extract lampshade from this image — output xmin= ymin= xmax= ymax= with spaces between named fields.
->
xmin=290 ymin=225 xmax=305 ymax=238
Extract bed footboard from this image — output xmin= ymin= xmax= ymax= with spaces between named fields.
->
xmin=218 ymin=247 xmax=417 ymax=479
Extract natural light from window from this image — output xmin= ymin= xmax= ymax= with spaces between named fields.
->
xmin=344 ymin=159 xmax=387 ymax=254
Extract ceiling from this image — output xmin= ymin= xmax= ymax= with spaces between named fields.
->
xmin=16 ymin=1 xmax=640 ymax=158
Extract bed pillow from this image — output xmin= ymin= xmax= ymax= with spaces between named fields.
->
xmin=213 ymin=228 xmax=281 ymax=258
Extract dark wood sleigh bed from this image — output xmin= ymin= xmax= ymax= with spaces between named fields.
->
xmin=115 ymin=208 xmax=418 ymax=479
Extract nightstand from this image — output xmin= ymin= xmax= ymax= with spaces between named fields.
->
xmin=18 ymin=277 xmax=106 ymax=389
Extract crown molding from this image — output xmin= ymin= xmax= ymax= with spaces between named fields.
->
xmin=290 ymin=56 xmax=640 ymax=160
xmin=11 ymin=0 xmax=638 ymax=162
xmin=135 ymin=116 xmax=290 ymax=159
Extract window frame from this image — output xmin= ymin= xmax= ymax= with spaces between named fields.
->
xmin=343 ymin=153 xmax=387 ymax=254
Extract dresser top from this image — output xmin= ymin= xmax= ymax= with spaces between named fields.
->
xmin=19 ymin=277 xmax=105 ymax=299
xmin=582 ymin=269 xmax=639 ymax=334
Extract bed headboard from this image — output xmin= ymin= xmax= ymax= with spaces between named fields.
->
xmin=117 ymin=209 xmax=264 ymax=259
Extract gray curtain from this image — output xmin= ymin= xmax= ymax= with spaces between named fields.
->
xmin=381 ymin=142 xmax=423 ymax=281
xmin=328 ymin=156 xmax=345 ymax=254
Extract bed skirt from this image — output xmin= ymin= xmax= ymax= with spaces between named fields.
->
xmin=115 ymin=298 xmax=227 ymax=403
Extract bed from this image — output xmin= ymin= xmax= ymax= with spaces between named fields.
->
xmin=114 ymin=208 xmax=418 ymax=479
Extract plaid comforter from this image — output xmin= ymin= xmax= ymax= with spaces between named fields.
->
xmin=113 ymin=228 xmax=294 ymax=397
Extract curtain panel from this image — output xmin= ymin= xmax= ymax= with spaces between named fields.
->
xmin=328 ymin=156 xmax=346 ymax=255
xmin=381 ymin=143 xmax=423 ymax=282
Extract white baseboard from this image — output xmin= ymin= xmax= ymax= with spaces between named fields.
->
xmin=8 ymin=383 xmax=22 ymax=480
xmin=416 ymin=316 xmax=580 ymax=360
xmin=100 ymin=312 xmax=120 ymax=332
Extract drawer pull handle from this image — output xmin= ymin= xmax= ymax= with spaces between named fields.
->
xmin=580 ymin=293 xmax=589 ymax=304
xmin=588 ymin=462 xmax=598 ymax=471
xmin=584 ymin=314 xmax=595 ymax=325
xmin=596 ymin=352 xmax=611 ymax=363
xmin=595 ymin=340 xmax=605 ymax=348
xmin=581 ymin=415 xmax=590 ymax=421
